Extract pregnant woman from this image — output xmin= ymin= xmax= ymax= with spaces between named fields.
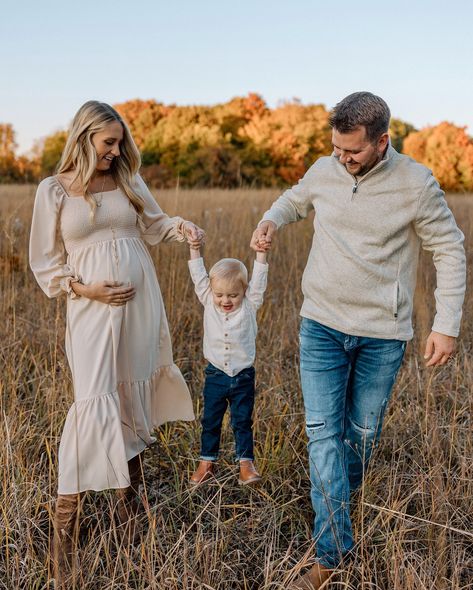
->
xmin=29 ymin=100 xmax=204 ymax=586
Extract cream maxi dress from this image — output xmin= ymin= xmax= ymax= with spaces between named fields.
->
xmin=30 ymin=175 xmax=195 ymax=495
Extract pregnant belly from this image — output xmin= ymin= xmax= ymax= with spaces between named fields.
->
xmin=68 ymin=237 xmax=147 ymax=288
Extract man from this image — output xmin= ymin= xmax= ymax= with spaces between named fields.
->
xmin=251 ymin=92 xmax=466 ymax=589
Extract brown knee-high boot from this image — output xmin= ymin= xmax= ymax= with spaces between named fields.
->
xmin=115 ymin=452 xmax=144 ymax=544
xmin=53 ymin=493 xmax=81 ymax=588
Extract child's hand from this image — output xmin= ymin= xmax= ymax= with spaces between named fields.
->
xmin=183 ymin=221 xmax=205 ymax=249
xmin=250 ymin=221 xmax=277 ymax=252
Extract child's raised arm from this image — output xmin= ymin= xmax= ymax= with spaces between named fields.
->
xmin=189 ymin=244 xmax=201 ymax=260
xmin=188 ymin=247 xmax=213 ymax=306
xmin=256 ymin=250 xmax=267 ymax=264
xmin=246 ymin=251 xmax=268 ymax=310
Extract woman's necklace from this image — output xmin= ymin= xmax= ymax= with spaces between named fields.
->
xmin=94 ymin=174 xmax=107 ymax=208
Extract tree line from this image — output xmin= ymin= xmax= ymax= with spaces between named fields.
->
xmin=1 ymin=94 xmax=472 ymax=191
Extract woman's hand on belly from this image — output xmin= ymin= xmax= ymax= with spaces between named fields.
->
xmin=72 ymin=280 xmax=136 ymax=306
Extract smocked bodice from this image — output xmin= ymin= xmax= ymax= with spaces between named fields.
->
xmin=60 ymin=190 xmax=141 ymax=253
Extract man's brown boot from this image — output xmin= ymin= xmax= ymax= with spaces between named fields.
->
xmin=115 ymin=453 xmax=143 ymax=545
xmin=238 ymin=460 xmax=262 ymax=486
xmin=53 ymin=493 xmax=81 ymax=589
xmin=189 ymin=460 xmax=215 ymax=486
xmin=289 ymin=563 xmax=334 ymax=589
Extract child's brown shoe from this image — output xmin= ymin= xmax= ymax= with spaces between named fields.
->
xmin=190 ymin=460 xmax=215 ymax=486
xmin=238 ymin=460 xmax=262 ymax=485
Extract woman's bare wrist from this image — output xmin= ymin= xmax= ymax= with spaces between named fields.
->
xmin=71 ymin=281 xmax=88 ymax=297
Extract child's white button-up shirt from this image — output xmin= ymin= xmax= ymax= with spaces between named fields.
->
xmin=188 ymin=257 xmax=268 ymax=377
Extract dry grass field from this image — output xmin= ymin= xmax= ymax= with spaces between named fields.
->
xmin=0 ymin=185 xmax=472 ymax=590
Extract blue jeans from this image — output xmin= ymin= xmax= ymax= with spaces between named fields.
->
xmin=200 ymin=363 xmax=255 ymax=461
xmin=299 ymin=318 xmax=406 ymax=568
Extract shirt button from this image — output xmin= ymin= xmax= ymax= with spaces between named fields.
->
xmin=225 ymin=347 xmax=229 ymax=350
xmin=225 ymin=318 xmax=228 ymax=321
xmin=224 ymin=333 xmax=228 ymax=337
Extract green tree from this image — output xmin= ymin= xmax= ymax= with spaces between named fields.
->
xmin=389 ymin=118 xmax=416 ymax=152
xmin=37 ymin=130 xmax=68 ymax=176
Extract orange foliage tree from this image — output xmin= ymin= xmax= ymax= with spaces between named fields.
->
xmin=0 ymin=124 xmax=19 ymax=182
xmin=403 ymin=122 xmax=473 ymax=191
xmin=114 ymin=99 xmax=173 ymax=150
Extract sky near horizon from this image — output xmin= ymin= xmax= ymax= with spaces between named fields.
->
xmin=1 ymin=0 xmax=472 ymax=154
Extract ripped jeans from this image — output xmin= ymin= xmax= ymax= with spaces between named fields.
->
xmin=299 ymin=318 xmax=406 ymax=568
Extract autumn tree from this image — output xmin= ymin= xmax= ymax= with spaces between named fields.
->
xmin=141 ymin=104 xmax=233 ymax=185
xmin=0 ymin=124 xmax=19 ymax=182
xmin=403 ymin=122 xmax=473 ymax=191
xmin=269 ymin=101 xmax=331 ymax=183
xmin=4 ymin=96 xmax=467 ymax=190
xmin=114 ymin=99 xmax=172 ymax=150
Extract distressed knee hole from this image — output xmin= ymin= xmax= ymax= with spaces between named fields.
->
xmin=306 ymin=421 xmax=326 ymax=439
xmin=306 ymin=421 xmax=325 ymax=431
xmin=351 ymin=419 xmax=375 ymax=436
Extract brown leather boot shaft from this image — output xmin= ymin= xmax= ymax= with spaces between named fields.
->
xmin=53 ymin=493 xmax=81 ymax=589
xmin=127 ymin=451 xmax=144 ymax=494
xmin=114 ymin=453 xmax=145 ymax=545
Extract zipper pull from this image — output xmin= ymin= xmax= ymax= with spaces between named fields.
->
xmin=352 ymin=181 xmax=358 ymax=194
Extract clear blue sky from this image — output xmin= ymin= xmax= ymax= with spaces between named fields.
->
xmin=1 ymin=0 xmax=472 ymax=154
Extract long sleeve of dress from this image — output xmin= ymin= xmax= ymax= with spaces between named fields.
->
xmin=135 ymin=175 xmax=187 ymax=245
xmin=188 ymin=257 xmax=213 ymax=306
xmin=29 ymin=178 xmax=80 ymax=298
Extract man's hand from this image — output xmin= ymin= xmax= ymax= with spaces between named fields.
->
xmin=423 ymin=331 xmax=456 ymax=367
xmin=250 ymin=220 xmax=277 ymax=252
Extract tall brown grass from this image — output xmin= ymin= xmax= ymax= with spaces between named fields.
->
xmin=0 ymin=185 xmax=471 ymax=589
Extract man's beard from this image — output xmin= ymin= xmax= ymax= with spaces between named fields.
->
xmin=351 ymin=152 xmax=383 ymax=177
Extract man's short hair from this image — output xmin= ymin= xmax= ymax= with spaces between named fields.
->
xmin=329 ymin=92 xmax=391 ymax=143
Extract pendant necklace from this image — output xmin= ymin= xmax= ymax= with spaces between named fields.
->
xmin=94 ymin=174 xmax=107 ymax=208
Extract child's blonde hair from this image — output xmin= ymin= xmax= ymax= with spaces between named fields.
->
xmin=209 ymin=258 xmax=248 ymax=290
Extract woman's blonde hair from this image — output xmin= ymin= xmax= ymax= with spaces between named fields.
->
xmin=209 ymin=258 xmax=248 ymax=289
xmin=57 ymin=100 xmax=144 ymax=217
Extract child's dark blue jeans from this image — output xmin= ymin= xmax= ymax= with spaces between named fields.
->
xmin=200 ymin=363 xmax=255 ymax=461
